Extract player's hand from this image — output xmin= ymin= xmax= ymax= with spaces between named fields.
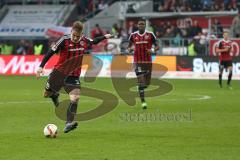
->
xmin=224 ymin=46 xmax=231 ymax=52
xmin=227 ymin=46 xmax=231 ymax=52
xmin=127 ymin=47 xmax=133 ymax=54
xmin=146 ymin=49 xmax=152 ymax=54
xmin=36 ymin=67 xmax=44 ymax=78
xmin=104 ymin=34 xmax=113 ymax=39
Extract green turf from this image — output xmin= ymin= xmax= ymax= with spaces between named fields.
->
xmin=0 ymin=76 xmax=240 ymax=160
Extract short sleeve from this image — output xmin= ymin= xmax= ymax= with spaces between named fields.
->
xmin=150 ymin=32 xmax=157 ymax=45
xmin=216 ymin=40 xmax=222 ymax=48
xmin=128 ymin=33 xmax=134 ymax=42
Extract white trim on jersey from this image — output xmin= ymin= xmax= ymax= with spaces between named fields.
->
xmin=130 ymin=30 xmax=157 ymax=40
xmin=128 ymin=31 xmax=138 ymax=41
xmin=216 ymin=40 xmax=222 ymax=48
xmin=216 ymin=39 xmax=232 ymax=48
xmin=85 ymin=36 xmax=93 ymax=42
xmin=51 ymin=35 xmax=70 ymax=52
xmin=137 ymin=30 xmax=147 ymax=36
xmin=147 ymin=31 xmax=157 ymax=40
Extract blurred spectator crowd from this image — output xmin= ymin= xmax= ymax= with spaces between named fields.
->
xmin=0 ymin=40 xmax=48 ymax=55
xmin=153 ymin=0 xmax=239 ymax=12
xmin=74 ymin=0 xmax=112 ymax=16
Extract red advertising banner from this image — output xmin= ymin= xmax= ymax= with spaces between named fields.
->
xmin=0 ymin=55 xmax=59 ymax=75
xmin=209 ymin=39 xmax=240 ymax=56
xmin=0 ymin=55 xmax=176 ymax=76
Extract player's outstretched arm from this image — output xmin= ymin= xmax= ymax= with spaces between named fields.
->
xmin=91 ymin=34 xmax=113 ymax=44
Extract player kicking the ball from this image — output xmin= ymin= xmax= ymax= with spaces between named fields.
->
xmin=127 ymin=19 xmax=159 ymax=109
xmin=216 ymin=31 xmax=233 ymax=89
xmin=36 ymin=21 xmax=113 ymax=133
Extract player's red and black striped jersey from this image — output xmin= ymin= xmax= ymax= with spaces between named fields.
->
xmin=129 ymin=30 xmax=157 ymax=63
xmin=216 ymin=39 xmax=232 ymax=61
xmin=51 ymin=34 xmax=92 ymax=77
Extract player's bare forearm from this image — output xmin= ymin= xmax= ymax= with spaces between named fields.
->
xmin=154 ymin=46 xmax=160 ymax=52
xmin=127 ymin=42 xmax=133 ymax=52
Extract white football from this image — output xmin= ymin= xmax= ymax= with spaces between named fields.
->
xmin=43 ymin=124 xmax=58 ymax=138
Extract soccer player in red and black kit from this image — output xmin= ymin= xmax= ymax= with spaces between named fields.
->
xmin=216 ymin=31 xmax=233 ymax=89
xmin=36 ymin=21 xmax=113 ymax=133
xmin=127 ymin=19 xmax=159 ymax=109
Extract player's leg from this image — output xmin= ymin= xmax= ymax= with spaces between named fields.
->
xmin=135 ymin=63 xmax=150 ymax=109
xmin=64 ymin=88 xmax=80 ymax=133
xmin=144 ymin=63 xmax=152 ymax=88
xmin=44 ymin=87 xmax=60 ymax=107
xmin=44 ymin=69 xmax=64 ymax=107
xmin=63 ymin=76 xmax=80 ymax=133
xmin=227 ymin=61 xmax=233 ymax=89
xmin=219 ymin=61 xmax=224 ymax=88
xmin=141 ymin=63 xmax=152 ymax=109
xmin=137 ymin=74 xmax=147 ymax=108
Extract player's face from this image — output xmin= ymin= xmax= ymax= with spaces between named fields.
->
xmin=223 ymin=32 xmax=229 ymax=40
xmin=71 ymin=30 xmax=82 ymax=43
xmin=138 ymin=21 xmax=146 ymax=32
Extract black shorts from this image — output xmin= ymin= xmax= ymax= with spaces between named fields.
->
xmin=134 ymin=63 xmax=152 ymax=87
xmin=219 ymin=60 xmax=232 ymax=69
xmin=45 ymin=69 xmax=80 ymax=94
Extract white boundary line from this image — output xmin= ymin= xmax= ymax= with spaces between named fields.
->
xmin=0 ymin=94 xmax=212 ymax=105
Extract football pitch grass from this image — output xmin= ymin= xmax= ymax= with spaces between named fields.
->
xmin=0 ymin=76 xmax=240 ymax=160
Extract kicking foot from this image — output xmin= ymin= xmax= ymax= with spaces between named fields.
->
xmin=64 ymin=122 xmax=78 ymax=133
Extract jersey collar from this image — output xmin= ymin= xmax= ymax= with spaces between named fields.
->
xmin=137 ymin=30 xmax=146 ymax=36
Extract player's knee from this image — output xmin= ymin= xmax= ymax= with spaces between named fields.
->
xmin=69 ymin=94 xmax=80 ymax=103
xmin=43 ymin=90 xmax=53 ymax=98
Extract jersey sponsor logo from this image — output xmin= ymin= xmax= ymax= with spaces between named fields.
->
xmin=80 ymin=41 xmax=85 ymax=46
xmin=144 ymin=35 xmax=149 ymax=39
xmin=69 ymin=48 xmax=84 ymax=52
xmin=135 ymin=41 xmax=149 ymax=44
